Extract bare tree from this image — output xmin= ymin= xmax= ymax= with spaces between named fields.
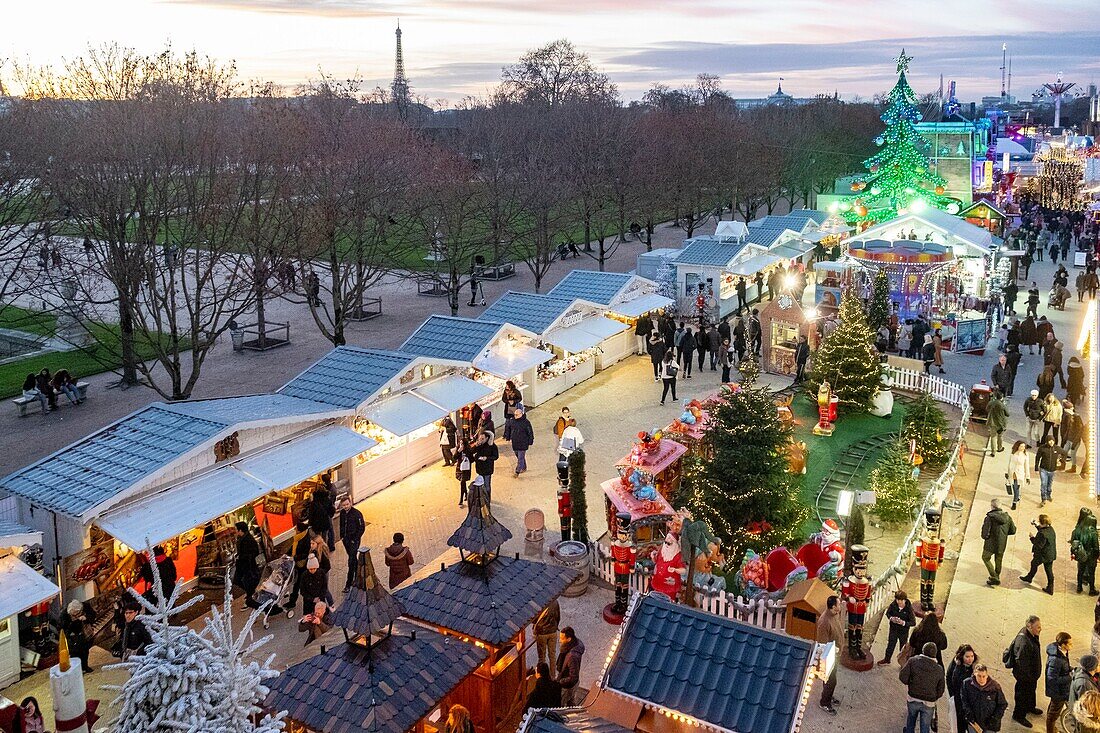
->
xmin=0 ymin=93 xmax=47 ymax=316
xmin=500 ymin=40 xmax=617 ymax=110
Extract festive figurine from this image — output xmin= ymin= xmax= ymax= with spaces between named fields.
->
xmin=678 ymin=511 xmax=721 ymax=607
xmin=841 ymin=544 xmax=872 ymax=661
xmin=764 ymin=547 xmax=808 ymax=593
xmin=651 ymin=533 xmax=686 ymax=602
xmin=796 ymin=519 xmax=846 ymax=581
xmin=734 ymin=549 xmax=769 ymax=597
xmin=628 ymin=470 xmax=657 ymax=501
xmin=556 ymin=459 xmax=572 ymax=542
xmin=692 ymin=542 xmax=726 ymax=593
xmin=604 ymin=512 xmax=636 ymax=624
xmin=914 ymin=507 xmax=945 ymax=613
xmin=813 ymin=381 xmax=837 ymax=436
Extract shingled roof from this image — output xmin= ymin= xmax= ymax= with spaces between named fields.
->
xmin=394 ymin=556 xmax=577 ymax=647
xmin=604 ymin=593 xmax=815 ymax=733
xmin=447 ymin=483 xmax=512 ymax=556
xmin=479 ymin=291 xmax=577 ymax=334
xmin=523 ymin=710 xmax=632 ymax=733
xmin=401 ymin=315 xmax=507 ymax=362
xmin=331 ymin=547 xmax=406 ymax=637
xmin=278 ymin=346 xmax=416 ymax=409
xmin=265 ymin=621 xmax=486 ymax=733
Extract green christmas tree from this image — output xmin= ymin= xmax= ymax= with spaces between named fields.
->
xmin=901 ymin=391 xmax=952 ymax=466
xmin=840 ymin=50 xmax=960 ymax=223
xmin=868 ymin=436 xmax=922 ymax=525
xmin=843 ymin=504 xmax=866 ymax=575
xmin=868 ymin=270 xmax=891 ymax=331
xmin=682 ymin=385 xmax=808 ymax=565
xmin=568 ymin=449 xmax=589 ymax=544
xmin=806 ymin=290 xmax=883 ymax=413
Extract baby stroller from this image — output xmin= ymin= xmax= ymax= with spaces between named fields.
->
xmin=1048 ymin=284 xmax=1070 ymax=311
xmin=256 ymin=555 xmax=296 ymax=629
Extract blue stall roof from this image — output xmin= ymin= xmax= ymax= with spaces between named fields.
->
xmin=401 ymin=315 xmax=508 ymax=362
xmin=675 ymin=237 xmax=753 ymax=267
xmin=751 ymin=210 xmax=829 ymax=230
xmin=279 ymin=347 xmax=416 ymax=409
xmin=549 ymin=270 xmax=633 ymax=306
xmin=604 ymin=593 xmax=815 ymax=733
xmin=479 ymin=291 xmax=576 ymax=334
xmin=746 ymin=224 xmax=797 ymax=248
xmin=2 ymin=395 xmax=346 ymax=520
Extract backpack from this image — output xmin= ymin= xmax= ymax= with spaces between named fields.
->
xmin=1003 ymin=636 xmax=1018 ymax=669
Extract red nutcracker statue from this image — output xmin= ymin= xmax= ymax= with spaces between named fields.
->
xmin=651 ymin=533 xmax=686 ymax=602
xmin=914 ymin=507 xmax=944 ymax=614
xmin=813 ymin=381 xmax=838 ymax=436
xmin=556 ymin=459 xmax=572 ymax=542
xmin=603 ymin=512 xmax=636 ymax=624
xmin=840 ymin=544 xmax=873 ymax=668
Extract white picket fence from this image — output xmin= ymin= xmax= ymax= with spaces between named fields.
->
xmin=586 ymin=366 xmax=971 ymax=632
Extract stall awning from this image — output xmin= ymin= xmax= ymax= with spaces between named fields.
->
xmin=362 ymin=392 xmax=447 ymax=437
xmin=544 ymin=323 xmax=604 ymax=353
xmin=0 ymin=520 xmax=41 ymax=548
xmin=236 ymin=426 xmax=376 ymax=489
xmin=727 ymin=253 xmax=782 ymax=276
xmin=97 ymin=469 xmax=272 ymax=550
xmin=473 ymin=344 xmax=554 ymax=379
xmin=413 ymin=374 xmax=494 ymax=413
xmin=0 ymin=555 xmax=58 ymax=620
xmin=577 ymin=315 xmax=631 ymax=340
xmin=611 ymin=293 xmax=674 ymax=318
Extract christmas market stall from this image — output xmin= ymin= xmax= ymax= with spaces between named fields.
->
xmin=671 ymin=236 xmax=775 ymax=318
xmin=393 ymin=485 xmax=578 ymax=733
xmin=960 ymin=200 xmax=1010 ymax=238
xmin=812 ymin=260 xmax=853 ymax=315
xmin=549 ymin=270 xmax=672 ymax=368
xmin=280 ymin=346 xmax=489 ymax=500
xmin=516 ymin=592 xmax=828 ymax=733
xmin=0 ymin=395 xmax=373 ymax=610
xmin=0 ymin=522 xmax=58 ymax=688
xmin=265 ymin=548 xmax=489 ymax=733
xmin=760 ymin=289 xmax=813 ymax=376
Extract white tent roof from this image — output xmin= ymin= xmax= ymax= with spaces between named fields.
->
xmin=577 ymin=315 xmax=630 ymax=340
xmin=851 ymin=209 xmax=993 ymax=256
xmin=412 ymin=374 xmax=494 ymax=413
xmin=611 ymin=293 xmax=674 ymax=318
xmin=362 ymin=392 xmax=447 ymax=437
xmin=0 ymin=555 xmax=58 ymax=620
xmin=727 ymin=253 xmax=783 ymax=276
xmin=474 ymin=343 xmax=554 ymax=378
xmin=996 ymin=138 xmax=1031 ymax=156
xmin=0 ymin=520 xmax=41 ymax=548
xmin=544 ymin=322 xmax=605 ymax=354
xmin=714 ymin=221 xmax=748 ymax=238
xmin=235 ymin=426 xmax=376 ymax=489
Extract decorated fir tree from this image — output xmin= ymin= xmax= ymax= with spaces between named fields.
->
xmin=902 ymin=391 xmax=952 ymax=466
xmin=867 ymin=436 xmax=923 ymax=525
xmin=806 ymin=290 xmax=883 ymax=412
xmin=568 ymin=449 xmax=589 ymax=544
xmin=868 ymin=270 xmax=891 ymax=331
xmin=683 ymin=384 xmax=808 ymax=565
xmin=737 ymin=354 xmax=760 ymax=386
xmin=841 ymin=50 xmax=960 ymax=223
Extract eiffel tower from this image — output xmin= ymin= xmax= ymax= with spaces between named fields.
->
xmin=391 ymin=20 xmax=410 ymax=118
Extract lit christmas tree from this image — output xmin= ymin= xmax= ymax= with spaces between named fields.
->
xmin=806 ymin=290 xmax=883 ymax=413
xmin=901 ymin=391 xmax=952 ymax=466
xmin=682 ymin=384 xmax=808 ymax=565
xmin=840 ymin=50 xmax=961 ymax=223
xmin=867 ymin=436 xmax=922 ymax=525
xmin=868 ymin=270 xmax=891 ymax=332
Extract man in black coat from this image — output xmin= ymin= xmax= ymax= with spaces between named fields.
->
xmin=981 ymin=498 xmax=1016 ymax=586
xmin=990 ymin=354 xmax=1013 ymax=396
xmin=793 ymin=335 xmax=811 ymax=384
xmin=232 ymin=522 xmax=262 ymax=608
xmin=1008 ymin=616 xmax=1043 ymax=727
xmin=474 ymin=430 xmax=500 ymax=498
xmin=338 ymin=495 xmax=366 ymax=591
xmin=634 ymin=314 xmax=653 ymax=355
xmin=308 ymin=485 xmax=336 ymax=551
xmin=1020 ymin=515 xmax=1057 ymax=594
xmin=735 ymin=277 xmax=747 ymax=312
xmin=1005 ymin=345 xmax=1022 ymax=397
xmin=717 ymin=316 xmax=731 ymax=343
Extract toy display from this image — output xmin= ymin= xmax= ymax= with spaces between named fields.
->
xmin=795 ymin=519 xmax=845 ymax=584
xmin=813 ymin=381 xmax=838 ymax=436
xmin=604 ymin=512 xmax=636 ymax=624
xmin=764 ymin=547 xmax=808 ymax=593
xmin=841 ymin=544 xmax=873 ymax=662
xmin=650 ymin=532 xmax=686 ymax=602
xmin=915 ymin=507 xmax=945 ymax=614
xmin=556 ymin=459 xmax=572 ymax=542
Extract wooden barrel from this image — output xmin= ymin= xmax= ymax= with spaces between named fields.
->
xmin=551 ymin=540 xmax=590 ymax=597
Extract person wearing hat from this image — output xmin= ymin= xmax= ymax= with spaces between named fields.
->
xmin=1070 ymin=655 xmax=1100 ymax=715
xmin=59 ymin=599 xmax=96 ymax=672
xmin=298 ymin=553 xmax=331 ymax=616
xmin=232 ymin=521 xmax=262 ymax=609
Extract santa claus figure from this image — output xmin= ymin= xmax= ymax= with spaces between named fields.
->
xmin=796 ymin=519 xmax=845 ymax=580
xmin=651 ymin=533 xmax=686 ymax=602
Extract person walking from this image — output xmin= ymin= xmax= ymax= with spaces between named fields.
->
xmin=338 ymin=495 xmax=365 ymax=591
xmin=383 ymin=532 xmax=414 ymax=589
xmin=1027 ymin=283 xmax=1041 ymax=318
xmin=1042 ymin=395 xmax=1064 ymax=445
xmin=719 ymin=338 xmax=733 ymax=383
xmin=1062 ymin=402 xmax=1085 ymax=473
xmin=554 ymin=407 xmax=573 ymax=440
xmin=1047 ymin=632 xmax=1074 ymax=733
xmin=983 ymin=498 xmax=1017 ymax=584
xmin=793 ymin=335 xmax=811 ymax=384
xmin=1008 ymin=616 xmax=1044 ymax=728
xmin=679 ymin=326 xmax=696 ymax=379
xmin=648 ymin=332 xmax=666 ymax=381
xmin=706 ymin=323 xmax=720 ymax=371
xmin=1005 ymin=346 xmax=1022 ymax=397
xmin=947 ymin=645 xmax=978 ymax=733
xmin=877 ymin=590 xmax=916 ymax=665
xmin=556 ymin=626 xmax=585 ymax=707
xmin=732 ymin=316 xmax=746 ymax=363
xmin=986 ymin=389 xmax=1008 ymax=456
xmin=696 ymin=324 xmax=709 ymax=373
xmin=1078 ymin=271 xmax=1088 ymax=302
xmin=1021 ymin=315 xmax=1039 ymax=355
xmin=1021 ymin=516 xmax=1058 ymax=594
xmin=899 ymin=641 xmax=946 ymax=733
xmin=1067 ymin=357 xmax=1086 ymax=406
xmin=1025 ymin=391 xmax=1045 ymax=443
xmin=1072 ymin=508 xmax=1100 ymax=596
xmin=455 ymin=440 xmax=473 ymax=506
xmin=659 ymin=351 xmax=679 ymax=405
xmin=921 ymin=334 xmax=936 ymax=374
xmin=960 ymin=664 xmax=1009 ymax=732
xmin=509 ymin=408 xmax=534 ymax=476
xmin=534 ymin=597 xmax=560 ymax=667
xmin=308 ymin=484 xmax=336 ymax=552
xmin=1088 ymin=270 xmax=1100 ymax=299
xmin=991 ymin=355 xmax=1013 ymax=396
xmin=1049 ymin=340 xmax=1067 ymax=389
xmin=932 ymin=329 xmax=946 ymax=374
xmin=816 ymin=595 xmax=844 ymax=715
xmin=749 ymin=309 xmax=762 ymax=356
xmin=474 ymin=430 xmax=500 ymax=495
xmin=1036 ymin=438 xmax=1065 ymax=506
xmin=439 ymin=415 xmax=458 ymax=466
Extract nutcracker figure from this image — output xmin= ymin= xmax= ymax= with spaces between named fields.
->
xmin=556 ymin=459 xmax=572 ymax=542
xmin=841 ymin=544 xmax=872 ymax=660
xmin=914 ymin=507 xmax=944 ymax=613
xmin=603 ymin=512 xmax=636 ymax=624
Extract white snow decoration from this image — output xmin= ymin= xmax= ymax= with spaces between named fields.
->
xmin=105 ymin=544 xmax=286 ymax=733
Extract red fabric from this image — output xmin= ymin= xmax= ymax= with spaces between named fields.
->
xmin=610 ymin=542 xmax=635 ymax=576
xmin=916 ymin=540 xmax=945 ymax=571
xmin=842 ymin=577 xmax=872 ymax=614
xmin=652 ymin=550 xmax=685 ymax=601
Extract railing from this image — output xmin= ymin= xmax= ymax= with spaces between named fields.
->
xmin=584 ymin=365 xmax=971 ymax=633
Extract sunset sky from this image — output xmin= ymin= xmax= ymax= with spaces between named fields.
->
xmin=4 ymin=0 xmax=1099 ymax=104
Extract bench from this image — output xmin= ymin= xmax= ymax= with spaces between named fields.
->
xmin=12 ymin=381 xmax=90 ymax=417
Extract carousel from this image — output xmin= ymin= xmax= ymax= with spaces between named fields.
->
xmin=846 ymin=239 xmax=956 ymax=320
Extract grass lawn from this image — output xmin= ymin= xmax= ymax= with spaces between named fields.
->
xmin=791 ymin=392 xmax=906 ymax=532
xmin=0 ymin=305 xmax=183 ymax=399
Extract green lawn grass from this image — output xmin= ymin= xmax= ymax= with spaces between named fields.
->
xmin=0 ymin=305 xmax=183 ymax=399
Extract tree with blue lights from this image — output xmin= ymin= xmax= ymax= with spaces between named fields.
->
xmin=841 ymin=50 xmax=960 ymax=224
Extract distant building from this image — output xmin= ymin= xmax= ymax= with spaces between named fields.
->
xmin=734 ymin=80 xmax=816 ymax=109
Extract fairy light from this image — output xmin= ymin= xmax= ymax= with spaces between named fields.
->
xmin=1079 ymin=299 xmax=1099 ymax=494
